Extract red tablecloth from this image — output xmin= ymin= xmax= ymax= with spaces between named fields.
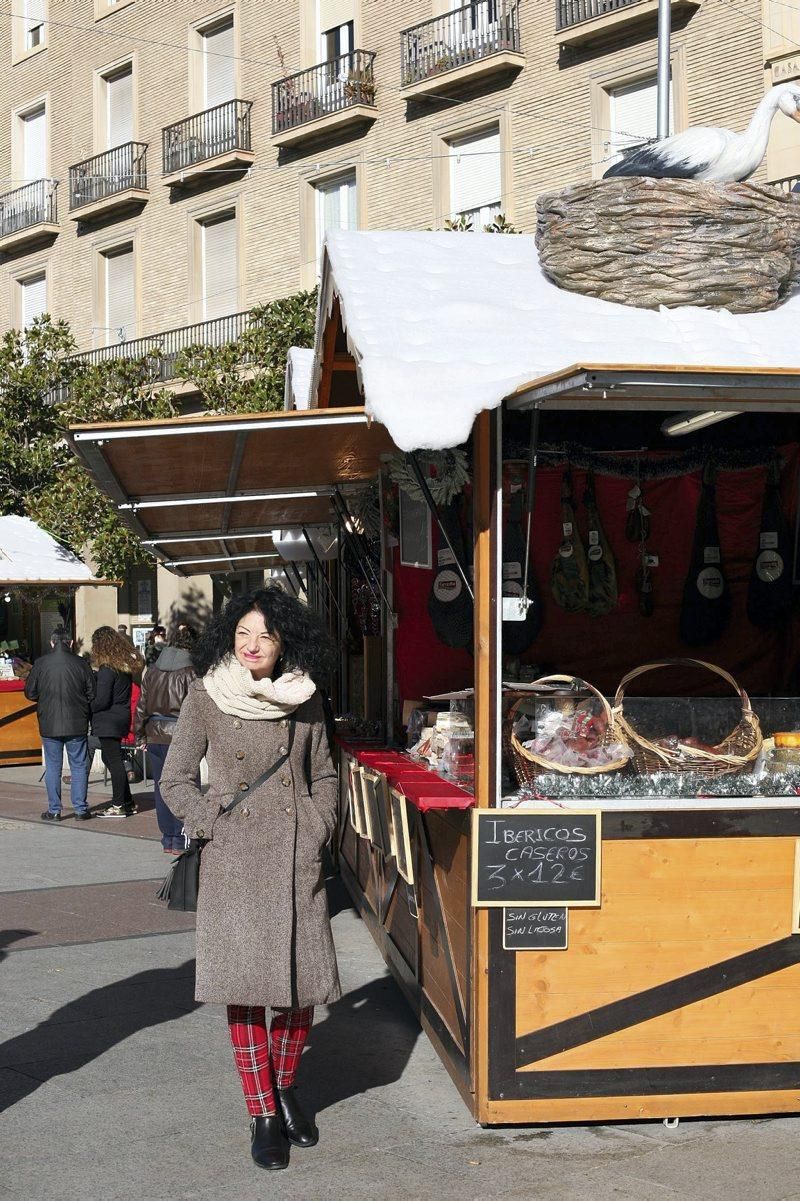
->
xmin=339 ymin=741 xmax=474 ymax=811
xmin=0 ymin=679 xmax=26 ymax=692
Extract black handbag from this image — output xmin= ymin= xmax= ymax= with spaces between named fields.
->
xmin=157 ymin=717 xmax=296 ymax=912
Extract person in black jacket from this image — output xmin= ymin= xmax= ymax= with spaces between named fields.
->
xmin=134 ymin=625 xmax=197 ymax=852
xmin=24 ymin=627 xmax=96 ymax=822
xmin=90 ymin=626 xmax=144 ymax=818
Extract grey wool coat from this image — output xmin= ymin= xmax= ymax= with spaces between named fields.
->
xmin=159 ymin=680 xmax=341 ymax=1009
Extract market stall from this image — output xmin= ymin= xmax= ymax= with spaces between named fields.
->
xmin=69 ymin=228 xmax=800 ymax=1127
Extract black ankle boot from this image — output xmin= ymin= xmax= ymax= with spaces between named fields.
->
xmin=277 ymin=1087 xmax=318 ymax=1148
xmin=250 ymin=1115 xmax=290 ymax=1170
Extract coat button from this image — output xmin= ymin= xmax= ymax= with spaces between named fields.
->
xmin=281 ymin=776 xmax=291 ymax=787
xmin=280 ymin=719 xmax=288 ymax=729
xmin=238 ymin=782 xmax=249 ymax=792
xmin=278 ymin=745 xmax=288 ymax=756
xmin=285 ymin=806 xmax=292 ymax=814
xmin=233 ymin=719 xmax=242 ymax=729
xmin=241 ymin=806 xmax=250 ymax=817
xmin=196 ymin=828 xmax=205 ymax=839
xmin=236 ymin=751 xmax=245 ymax=760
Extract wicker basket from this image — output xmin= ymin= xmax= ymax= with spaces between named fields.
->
xmin=612 ymin=659 xmax=762 ymax=778
xmin=506 ymin=674 xmax=631 ymax=788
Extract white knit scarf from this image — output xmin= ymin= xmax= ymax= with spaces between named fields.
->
xmin=203 ymin=654 xmax=316 ymax=720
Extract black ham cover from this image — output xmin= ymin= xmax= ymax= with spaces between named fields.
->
xmin=679 ymin=463 xmax=730 ymax=646
xmin=427 ymin=500 xmax=473 ymax=649
xmin=502 ymin=488 xmax=541 ymax=654
xmin=747 ymin=457 xmax=793 ymax=630
xmin=584 ymin=471 xmax=618 ymax=617
xmin=551 ymin=468 xmax=590 ymax=614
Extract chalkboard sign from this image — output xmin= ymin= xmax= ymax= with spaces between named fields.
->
xmin=503 ymin=907 xmax=568 ymax=951
xmin=471 ymin=809 xmax=601 ymax=907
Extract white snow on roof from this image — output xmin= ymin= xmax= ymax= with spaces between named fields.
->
xmin=321 ymin=230 xmax=798 ymax=452
xmin=285 ymin=346 xmax=315 ymax=411
xmin=0 ymin=516 xmax=97 ymax=584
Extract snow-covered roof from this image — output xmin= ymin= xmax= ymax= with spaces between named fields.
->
xmin=284 ymin=346 xmax=315 ymax=411
xmin=319 ymin=231 xmax=798 ymax=452
xmin=0 ymin=516 xmax=101 ymax=585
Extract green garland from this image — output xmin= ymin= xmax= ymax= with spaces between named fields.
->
xmin=387 ymin=449 xmax=470 ymax=504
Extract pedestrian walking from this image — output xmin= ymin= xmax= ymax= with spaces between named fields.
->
xmin=144 ymin=625 xmax=167 ymax=668
xmin=90 ymin=627 xmax=144 ymax=818
xmin=160 ymin=587 xmax=338 ymax=1172
xmin=134 ymin=625 xmax=197 ymax=853
xmin=24 ymin=627 xmax=96 ymax=822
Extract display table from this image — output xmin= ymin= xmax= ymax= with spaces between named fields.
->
xmin=0 ymin=679 xmax=41 ymax=766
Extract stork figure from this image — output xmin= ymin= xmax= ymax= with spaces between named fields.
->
xmin=603 ymin=83 xmax=800 ymax=182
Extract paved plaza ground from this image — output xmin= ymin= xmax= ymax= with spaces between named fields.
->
xmin=2 ymin=766 xmax=800 ymax=1201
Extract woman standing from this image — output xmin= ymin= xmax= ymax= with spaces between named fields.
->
xmin=160 ymin=588 xmax=339 ymax=1172
xmin=90 ymin=626 xmax=143 ymax=819
xmin=134 ymin=626 xmax=197 ymax=853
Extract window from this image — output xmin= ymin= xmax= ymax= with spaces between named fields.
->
xmin=95 ymin=0 xmax=134 ymax=19
xmin=606 ymin=75 xmax=673 ymax=167
xmin=103 ymin=64 xmax=133 ymax=148
xmin=449 ymin=126 xmax=501 ymax=228
xmin=321 ymin=19 xmax=353 ymax=61
xmin=101 ymin=244 xmax=136 ymax=344
xmin=21 ymin=105 xmax=47 ymax=181
xmin=202 ymin=18 xmax=235 ymax=109
xmin=24 ymin=0 xmax=45 ymax=48
xmin=19 ymin=272 xmax=47 ymax=329
xmin=199 ymin=210 xmax=238 ymax=320
xmin=315 ymin=172 xmax=357 ymax=270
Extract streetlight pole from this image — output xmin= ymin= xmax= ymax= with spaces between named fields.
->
xmin=656 ymin=0 xmax=671 ymax=139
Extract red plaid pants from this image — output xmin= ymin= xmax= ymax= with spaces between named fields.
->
xmin=227 ymin=1005 xmax=314 ymax=1117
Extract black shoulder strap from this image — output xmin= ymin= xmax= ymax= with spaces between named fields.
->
xmin=220 ymin=716 xmax=296 ymax=815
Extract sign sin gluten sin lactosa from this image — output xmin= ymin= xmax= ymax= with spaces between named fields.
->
xmin=471 ymin=809 xmax=601 ymax=908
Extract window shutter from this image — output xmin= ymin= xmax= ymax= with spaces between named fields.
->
xmin=24 ymin=0 xmax=45 ymax=44
xmin=202 ymin=212 xmax=238 ymax=319
xmin=319 ymin=1 xmax=354 ymax=35
xmin=105 ymin=246 xmax=136 ymax=344
xmin=203 ymin=20 xmax=235 ymax=109
xmin=107 ymin=67 xmax=133 ymax=148
xmin=22 ymin=106 xmax=46 ymax=180
xmin=449 ymin=128 xmax=501 ymax=220
xmin=608 ymin=76 xmax=673 ymax=162
xmin=21 ymin=273 xmax=46 ymax=328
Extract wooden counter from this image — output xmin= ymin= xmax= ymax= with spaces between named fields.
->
xmin=0 ymin=680 xmax=41 ymax=766
xmin=338 ymin=763 xmax=800 ymax=1125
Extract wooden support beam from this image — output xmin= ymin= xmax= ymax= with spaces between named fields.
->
xmin=318 ymin=297 xmax=341 ymax=409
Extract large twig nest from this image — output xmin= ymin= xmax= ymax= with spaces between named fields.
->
xmin=535 ymin=178 xmax=800 ymax=313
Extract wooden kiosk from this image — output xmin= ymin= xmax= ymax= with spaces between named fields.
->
xmin=69 ymin=230 xmax=800 ymax=1126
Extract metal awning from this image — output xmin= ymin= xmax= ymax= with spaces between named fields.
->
xmin=67 ymin=407 xmax=397 ymax=576
xmin=505 ymin=365 xmax=800 ymax=410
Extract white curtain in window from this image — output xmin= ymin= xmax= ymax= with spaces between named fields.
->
xmin=22 ymin=106 xmax=46 ymax=180
xmin=105 ymin=246 xmax=135 ymax=344
xmin=21 ymin=273 xmax=46 ymax=329
xmin=449 ymin=127 xmax=501 ymax=227
xmin=203 ymin=20 xmax=235 ymax=109
xmin=607 ymin=75 xmax=673 ymax=166
xmin=316 ymin=173 xmax=356 ymax=270
xmin=202 ymin=212 xmax=238 ymax=320
xmin=107 ymin=67 xmax=133 ymax=148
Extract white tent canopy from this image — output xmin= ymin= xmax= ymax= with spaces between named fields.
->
xmin=317 ymin=231 xmax=799 ymax=451
xmin=0 ymin=516 xmax=106 ymax=585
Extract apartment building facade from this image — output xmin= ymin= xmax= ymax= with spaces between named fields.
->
xmin=0 ymin=0 xmax=798 ymax=631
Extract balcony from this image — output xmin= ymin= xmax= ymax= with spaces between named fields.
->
xmin=0 ymin=180 xmax=59 ymax=253
xmin=556 ymin=0 xmax=700 ymax=48
xmin=69 ymin=142 xmax=149 ymax=222
xmin=774 ymin=174 xmax=800 ymax=194
xmin=272 ymin=50 xmax=377 ymax=148
xmin=162 ymin=100 xmax=254 ymax=186
xmin=52 ymin=308 xmax=265 ymax=405
xmin=400 ymin=1 xmax=523 ymax=99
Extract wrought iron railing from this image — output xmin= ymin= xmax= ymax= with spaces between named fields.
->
xmin=69 ymin=142 xmax=148 ymax=211
xmin=50 ymin=308 xmax=265 ymax=404
xmin=401 ymin=1 xmax=521 ymax=87
xmin=774 ymin=173 xmax=800 ymax=194
xmin=272 ymin=50 xmax=376 ymax=136
xmin=0 ymin=179 xmax=58 ymax=240
xmin=557 ymin=0 xmax=644 ymax=30
xmin=162 ymin=99 xmax=253 ymax=175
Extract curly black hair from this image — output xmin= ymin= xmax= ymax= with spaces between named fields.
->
xmin=192 ymin=587 xmax=334 ymax=681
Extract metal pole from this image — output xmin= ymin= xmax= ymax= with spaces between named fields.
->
xmin=302 ymin=526 xmax=346 ymax=624
xmin=656 ymin=0 xmax=671 ymax=139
